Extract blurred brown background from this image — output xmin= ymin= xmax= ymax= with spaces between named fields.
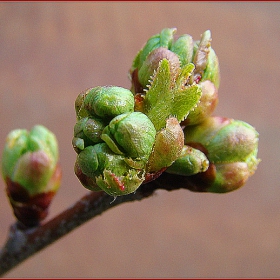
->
xmin=0 ymin=2 xmax=279 ymax=278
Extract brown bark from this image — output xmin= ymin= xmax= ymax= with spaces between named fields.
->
xmin=0 ymin=174 xmax=193 ymax=277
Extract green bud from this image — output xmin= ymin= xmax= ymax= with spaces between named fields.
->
xmin=1 ymin=125 xmax=61 ymax=227
xmin=170 ymin=34 xmax=194 ymax=67
xmin=101 ymin=112 xmax=156 ymax=162
xmin=72 ymin=137 xmax=85 ymax=153
xmin=201 ymin=47 xmax=220 ymax=89
xmin=73 ymin=86 xmax=158 ymax=196
xmin=130 ymin=28 xmax=220 ymax=95
xmin=77 ymin=146 xmax=99 ymax=178
xmin=185 ymin=117 xmax=259 ymax=164
xmin=83 ymin=117 xmax=106 ymax=143
xmin=166 ymin=145 xmax=209 ymax=176
xmin=130 ymin=28 xmax=177 ymax=94
xmin=211 ymin=162 xmax=252 ymax=193
xmin=72 ymin=116 xmax=107 ymax=153
xmin=73 ymin=118 xmax=93 ymax=153
xmin=75 ymin=143 xmax=145 ymax=196
xmin=183 ymin=116 xmax=260 ymax=193
xmin=74 ymin=159 xmax=102 ymax=192
xmin=132 ymin=27 xmax=177 ymax=71
xmin=83 ymin=86 xmax=135 ymax=119
xmin=2 ymin=125 xmax=60 ymax=194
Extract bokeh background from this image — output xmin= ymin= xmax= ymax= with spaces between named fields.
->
xmin=0 ymin=2 xmax=279 ymax=278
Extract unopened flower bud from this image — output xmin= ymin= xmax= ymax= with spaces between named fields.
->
xmin=201 ymin=47 xmax=220 ymax=89
xmin=83 ymin=86 xmax=135 ymax=120
xmin=72 ymin=116 xmax=106 ymax=153
xmin=129 ymin=28 xmax=177 ymax=94
xmin=183 ymin=116 xmax=260 ymax=193
xmin=101 ymin=112 xmax=156 ymax=162
xmin=74 ymin=159 xmax=102 ymax=192
xmin=166 ymin=145 xmax=209 ymax=176
xmin=170 ymin=34 xmax=194 ymax=67
xmin=133 ymin=28 xmax=176 ymax=71
xmin=130 ymin=28 xmax=220 ymax=95
xmin=1 ymin=125 xmax=61 ymax=227
xmin=75 ymin=143 xmax=145 ymax=197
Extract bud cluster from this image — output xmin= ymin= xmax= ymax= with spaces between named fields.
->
xmin=73 ymin=86 xmax=185 ymax=197
xmin=1 ymin=28 xmax=260 ymax=227
xmin=73 ymin=28 xmax=259 ymax=196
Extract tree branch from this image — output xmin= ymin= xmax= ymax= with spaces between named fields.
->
xmin=0 ymin=172 xmax=197 ymax=277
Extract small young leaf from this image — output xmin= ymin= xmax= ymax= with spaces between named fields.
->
xmin=171 ymin=84 xmax=202 ymax=123
xmin=143 ymin=59 xmax=201 ymax=130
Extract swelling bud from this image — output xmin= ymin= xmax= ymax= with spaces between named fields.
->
xmin=1 ymin=125 xmax=61 ymax=227
xmin=183 ymin=116 xmax=260 ymax=193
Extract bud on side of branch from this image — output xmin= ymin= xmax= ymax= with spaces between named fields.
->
xmin=183 ymin=116 xmax=260 ymax=193
xmin=166 ymin=145 xmax=209 ymax=176
xmin=75 ymin=143 xmax=145 ymax=197
xmin=1 ymin=125 xmax=61 ymax=227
